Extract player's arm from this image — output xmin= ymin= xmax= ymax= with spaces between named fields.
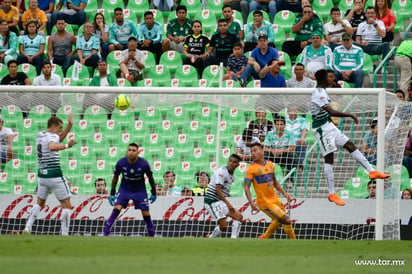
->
xmin=59 ymin=113 xmax=74 ymax=142
xmin=6 ymin=133 xmax=13 ymax=161
xmin=215 ymin=184 xmax=234 ymax=211
xmin=273 ymin=177 xmax=292 ymax=202
xmin=147 ymin=174 xmax=156 ymax=196
xmin=244 ymin=179 xmax=259 ymax=211
xmin=323 ymin=105 xmax=358 ymax=124
xmin=110 ymin=174 xmax=119 ymax=195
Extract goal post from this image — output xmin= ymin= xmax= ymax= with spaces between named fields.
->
xmin=0 ymin=85 xmax=409 ymax=240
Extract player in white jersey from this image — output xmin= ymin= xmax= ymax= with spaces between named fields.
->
xmin=204 ymin=154 xmax=243 ymax=238
xmin=23 ymin=115 xmax=77 ymax=235
xmin=310 ymin=69 xmax=389 ymax=206
xmin=0 ymin=115 xmax=13 ymax=165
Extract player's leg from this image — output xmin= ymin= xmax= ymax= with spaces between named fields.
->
xmin=133 ymin=192 xmax=155 ymax=236
xmin=227 ymin=210 xmax=243 ymax=238
xmin=205 ymin=201 xmax=228 ymax=238
xmin=260 ymin=205 xmax=285 ymax=239
xmin=59 ymin=198 xmax=72 ymax=236
xmin=141 ymin=210 xmax=155 ymax=237
xmin=277 ymin=203 xmax=296 ymax=239
xmin=24 ymin=178 xmax=50 ymax=234
xmin=343 ymin=141 xmax=390 ymax=180
xmin=51 ymin=177 xmax=73 ymax=236
xmin=104 ymin=191 xmax=128 ymax=236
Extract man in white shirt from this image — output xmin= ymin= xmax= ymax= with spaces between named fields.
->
xmin=33 ymin=59 xmax=61 ymax=86
xmin=355 ymin=6 xmax=390 ymax=59
xmin=119 ymin=37 xmax=145 ymax=84
xmin=287 ymin=63 xmax=315 ymax=88
xmin=235 ymin=128 xmax=260 ymax=162
xmin=0 ymin=115 xmax=13 ymax=166
xmin=324 ymin=7 xmax=353 ymax=51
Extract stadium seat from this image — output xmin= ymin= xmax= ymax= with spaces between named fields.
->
xmin=338 ymin=0 xmax=354 ymax=13
xmin=271 ymin=24 xmax=286 ymax=49
xmin=127 ymin=0 xmax=150 ymax=21
xmin=18 ymin=63 xmax=37 ymax=81
xmin=205 ymin=0 xmax=225 ymax=18
xmin=83 ymin=105 xmax=109 ymax=129
xmin=85 ymin=0 xmax=100 ymax=21
xmin=223 ymin=79 xmax=241 ymax=88
xmin=148 ymin=65 xmax=171 ymax=87
xmin=159 ymin=50 xmax=183 ymax=74
xmin=106 ymin=50 xmax=122 ymax=67
xmin=277 ymin=51 xmax=292 ymax=79
xmin=122 ymin=9 xmax=138 ymax=24
xmin=197 ymin=9 xmax=217 ymax=35
xmin=141 ymin=50 xmax=156 ymax=73
xmin=391 ymin=0 xmax=412 ymax=21
xmin=0 ymin=63 xmax=9 ymax=79
xmin=111 ymin=107 xmax=135 ymax=129
xmin=56 ymin=105 xmax=82 ymax=122
xmin=28 ymin=105 xmax=52 ymax=129
xmin=273 ymin=10 xmax=296 ymax=32
xmin=202 ymin=65 xmax=225 ymax=88
xmin=386 ymin=164 xmax=410 ymax=190
xmin=246 ymin=79 xmax=261 ymax=88
xmin=180 ymin=0 xmax=202 ymax=18
xmin=149 ymin=9 xmax=165 ymax=25
xmin=363 ymin=53 xmax=374 ymax=75
xmin=312 ymin=0 xmax=334 ymax=22
xmin=1 ymin=105 xmax=24 ymax=127
xmin=66 ymin=63 xmax=91 ymax=84
xmin=174 ymin=64 xmax=199 ymax=87
xmin=101 ymin=0 xmax=124 ymax=11
xmin=343 ymin=177 xmax=369 ymax=198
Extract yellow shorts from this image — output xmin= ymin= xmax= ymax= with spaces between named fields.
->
xmin=260 ymin=199 xmax=286 ymax=220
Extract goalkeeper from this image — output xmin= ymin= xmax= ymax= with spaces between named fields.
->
xmin=310 ymin=69 xmax=390 ymax=206
xmin=104 ymin=143 xmax=156 ymax=236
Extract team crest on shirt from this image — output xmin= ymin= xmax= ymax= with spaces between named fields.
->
xmin=257 ymin=168 xmax=263 ymax=175
xmin=130 ymin=169 xmax=134 ymax=174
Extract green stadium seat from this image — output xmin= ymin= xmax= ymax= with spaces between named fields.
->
xmin=28 ymin=105 xmax=52 ymax=129
xmin=159 ymin=50 xmax=183 ymax=74
xmin=141 ymin=50 xmax=156 ymax=73
xmin=174 ymin=64 xmax=199 ymax=87
xmin=127 ymin=0 xmax=149 ymax=20
xmin=148 ymin=65 xmax=171 ymax=87
xmin=18 ymin=63 xmax=37 ymax=81
xmin=272 ymin=24 xmax=286 ymax=49
xmin=386 ymin=164 xmax=410 ymax=190
xmin=0 ymin=63 xmax=9 ymax=79
xmin=85 ymin=0 xmax=99 ymax=20
xmin=66 ymin=63 xmax=91 ymax=84
xmin=391 ymin=0 xmax=412 ymax=21
xmin=202 ymin=65 xmax=225 ymax=88
xmin=106 ymin=50 xmax=122 ymax=67
xmin=149 ymin=9 xmax=165 ymax=25
xmin=223 ymin=79 xmax=241 ymax=88
xmin=246 ymin=79 xmax=261 ymax=88
xmin=312 ymin=0 xmax=334 ymax=22
xmin=102 ymin=0 xmax=124 ymax=11
xmin=1 ymin=105 xmax=24 ymax=127
xmin=277 ymin=50 xmax=292 ymax=79
xmin=363 ymin=53 xmax=374 ymax=75
xmin=180 ymin=0 xmax=202 ymax=18
xmin=123 ymin=9 xmax=138 ymax=24
xmin=197 ymin=9 xmax=217 ymax=35
xmin=206 ymin=0 xmax=225 ymax=19
xmin=273 ymin=10 xmax=296 ymax=32
xmin=338 ymin=0 xmax=354 ymax=14
xmin=83 ymin=105 xmax=109 ymax=128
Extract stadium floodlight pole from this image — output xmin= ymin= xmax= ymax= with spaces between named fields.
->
xmin=375 ymin=89 xmax=386 ymax=241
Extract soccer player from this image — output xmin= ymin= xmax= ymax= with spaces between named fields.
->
xmin=310 ymin=69 xmax=390 ymax=206
xmin=204 ymin=154 xmax=243 ymax=238
xmin=244 ymin=143 xmax=296 ymax=239
xmin=104 ymin=143 xmax=157 ymax=237
xmin=23 ymin=115 xmax=77 ymax=235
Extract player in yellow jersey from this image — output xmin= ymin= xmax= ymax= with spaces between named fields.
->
xmin=244 ymin=143 xmax=296 ymax=239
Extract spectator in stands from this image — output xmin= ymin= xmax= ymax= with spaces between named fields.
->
xmin=403 ymin=130 xmax=412 ymax=178
xmin=327 ymin=69 xmax=340 ymax=88
xmin=162 ymin=170 xmax=181 ymax=196
xmin=324 ymin=7 xmax=353 ymax=52
xmin=155 ymin=183 xmax=164 ymax=196
xmin=249 ymin=0 xmax=277 ymax=23
xmin=394 ymin=41 xmax=412 ymax=101
xmin=223 ymin=41 xmax=247 ymax=81
xmin=0 ymin=0 xmax=20 ymax=34
xmin=162 ymin=5 xmax=192 ymax=53
xmin=333 ymin=32 xmax=364 ymax=88
xmin=181 ymin=186 xmax=192 ymax=196
xmin=89 ymin=59 xmax=117 ymax=87
xmin=221 ymin=5 xmax=244 ymax=40
xmin=192 ymin=171 xmax=210 ymax=196
xmin=118 ymin=36 xmax=145 ymax=85
xmin=153 ymin=0 xmax=175 ymax=11
xmin=286 ymin=105 xmax=308 ymax=170
xmin=402 ymin=189 xmax=412 ymax=199
xmin=37 ymin=0 xmax=54 ymax=34
xmin=0 ymin=19 xmax=17 ymax=64
xmin=355 ymin=6 xmax=390 ymax=61
xmin=138 ymin=11 xmax=163 ymax=64
xmin=73 ymin=22 xmax=100 ymax=69
xmin=264 ymin=114 xmax=297 ymax=173
xmin=51 ymin=0 xmax=87 ymax=31
xmin=247 ymin=107 xmax=273 ymax=142
xmin=47 ymin=18 xmax=76 ymax=76
xmin=108 ymin=7 xmax=138 ymax=52
xmin=33 ymin=59 xmax=61 ymax=86
xmin=243 ymin=10 xmax=275 ymax=52
xmin=17 ymin=21 xmax=45 ymax=75
xmin=182 ymin=20 xmax=210 ymax=77
xmin=277 ymin=0 xmax=303 ymax=14
xmin=21 ymin=0 xmax=47 ymax=36
xmin=0 ymin=114 xmax=13 ymax=165
xmin=205 ymin=18 xmax=239 ymax=67
xmin=360 ymin=119 xmax=378 ymax=165
xmin=287 ymin=63 xmax=314 ymax=88
xmin=366 ymin=180 xmax=376 ymax=199
xmin=299 ymin=31 xmax=333 ymax=79
xmin=258 ymin=58 xmax=286 ymax=88
xmin=344 ymin=0 xmax=366 ymax=40
xmin=95 ymin=178 xmax=108 ymax=195
xmin=374 ymin=0 xmax=395 ymax=43
xmin=282 ymin=5 xmax=323 ymax=58
xmin=1 ymin=59 xmax=31 ymax=85
xmin=93 ymin=13 xmax=109 ymax=60
xmin=395 ymin=90 xmax=412 ymax=120
xmin=238 ymin=34 xmax=278 ymax=87
xmin=236 ymin=128 xmax=260 ymax=162
xmin=223 ymin=0 xmax=249 ymax=24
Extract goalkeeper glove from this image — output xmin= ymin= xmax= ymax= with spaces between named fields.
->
xmin=149 ymin=194 xmax=157 ymax=203
xmin=109 ymin=195 xmax=116 ymax=206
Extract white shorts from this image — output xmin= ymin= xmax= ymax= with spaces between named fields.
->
xmin=205 ymin=201 xmax=229 ymax=222
xmin=37 ymin=177 xmax=71 ymax=201
xmin=313 ymin=122 xmax=349 ymax=157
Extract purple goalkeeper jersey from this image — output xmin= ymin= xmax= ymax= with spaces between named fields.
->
xmin=114 ymin=156 xmax=153 ymax=193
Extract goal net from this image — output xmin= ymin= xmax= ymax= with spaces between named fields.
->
xmin=0 ymin=85 xmax=410 ymax=240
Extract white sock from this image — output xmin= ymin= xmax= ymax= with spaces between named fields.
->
xmin=25 ymin=204 xmax=41 ymax=230
xmin=61 ymin=208 xmax=71 ymax=236
xmin=351 ymin=149 xmax=374 ymax=172
xmin=231 ymin=220 xmax=241 ymax=238
xmin=208 ymin=226 xmax=221 ymax=238
xmin=324 ymin=163 xmax=335 ymax=194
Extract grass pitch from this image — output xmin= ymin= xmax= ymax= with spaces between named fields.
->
xmin=0 ymin=236 xmax=410 ymax=274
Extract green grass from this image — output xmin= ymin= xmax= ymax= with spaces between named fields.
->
xmin=0 ymin=236 xmax=411 ymax=274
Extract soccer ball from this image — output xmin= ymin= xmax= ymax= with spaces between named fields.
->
xmin=114 ymin=94 xmax=130 ymax=110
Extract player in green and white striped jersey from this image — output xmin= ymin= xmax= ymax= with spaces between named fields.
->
xmin=204 ymin=154 xmax=243 ymax=238
xmin=23 ymin=115 xmax=77 ymax=235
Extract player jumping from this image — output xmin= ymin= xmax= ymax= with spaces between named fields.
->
xmin=310 ymin=69 xmax=390 ymax=206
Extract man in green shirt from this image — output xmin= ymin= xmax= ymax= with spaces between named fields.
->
xmin=162 ymin=5 xmax=192 ymax=53
xmin=394 ymin=40 xmax=412 ymax=101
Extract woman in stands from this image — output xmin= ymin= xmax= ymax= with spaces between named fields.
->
xmin=183 ymin=20 xmax=210 ymax=78
xmin=374 ymin=0 xmax=396 ymax=42
xmin=0 ymin=19 xmax=17 ymax=64
xmin=93 ymin=13 xmax=109 ymax=59
xmin=17 ymin=20 xmax=44 ymax=75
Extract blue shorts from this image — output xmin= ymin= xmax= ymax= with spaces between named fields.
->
xmin=115 ymin=189 xmax=149 ymax=211
xmin=0 ymin=151 xmax=6 ymax=164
